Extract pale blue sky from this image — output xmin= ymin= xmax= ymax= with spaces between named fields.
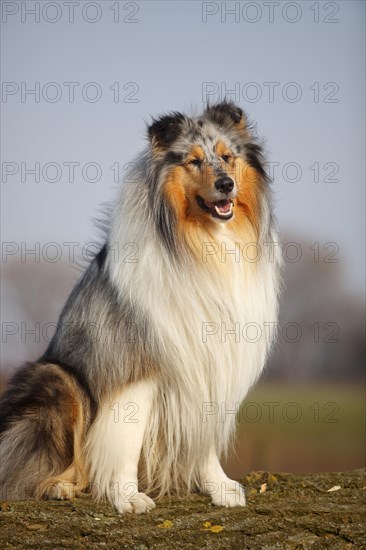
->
xmin=1 ymin=0 xmax=365 ymax=292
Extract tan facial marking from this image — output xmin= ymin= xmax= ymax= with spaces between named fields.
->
xmin=233 ymin=158 xmax=261 ymax=234
xmin=186 ymin=145 xmax=205 ymax=164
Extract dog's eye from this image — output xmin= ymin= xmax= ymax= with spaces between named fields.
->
xmin=221 ymin=155 xmax=231 ymax=163
xmin=190 ymin=158 xmax=202 ymax=167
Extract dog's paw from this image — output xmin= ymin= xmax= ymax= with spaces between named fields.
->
xmin=43 ymin=481 xmax=76 ymax=500
xmin=130 ymin=492 xmax=156 ymax=514
xmin=113 ymin=490 xmax=156 ymax=514
xmin=207 ymin=479 xmax=246 ymax=508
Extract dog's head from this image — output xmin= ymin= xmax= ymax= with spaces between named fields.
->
xmin=147 ymin=101 xmax=267 ymax=245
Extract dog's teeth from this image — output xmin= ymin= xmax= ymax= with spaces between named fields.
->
xmin=214 ymin=203 xmax=233 ymax=217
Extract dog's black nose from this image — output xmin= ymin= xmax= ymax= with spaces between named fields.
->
xmin=215 ymin=176 xmax=234 ymax=194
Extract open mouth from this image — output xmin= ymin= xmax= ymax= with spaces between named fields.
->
xmin=196 ymin=196 xmax=234 ymax=220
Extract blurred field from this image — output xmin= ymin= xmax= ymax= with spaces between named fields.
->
xmin=225 ymin=382 xmax=365 ymax=478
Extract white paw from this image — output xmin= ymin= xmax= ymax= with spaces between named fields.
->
xmin=130 ymin=492 xmax=156 ymax=514
xmin=114 ymin=499 xmax=133 ymax=514
xmin=206 ymin=479 xmax=246 ymax=508
xmin=112 ymin=486 xmax=156 ymax=514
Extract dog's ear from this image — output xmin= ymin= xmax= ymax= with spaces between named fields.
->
xmin=204 ymin=101 xmax=246 ymax=130
xmin=148 ymin=112 xmax=185 ymax=148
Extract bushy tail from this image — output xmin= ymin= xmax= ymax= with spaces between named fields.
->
xmin=0 ymin=362 xmax=89 ymax=500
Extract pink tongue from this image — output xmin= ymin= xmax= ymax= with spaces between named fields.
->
xmin=217 ymin=200 xmax=231 ymax=213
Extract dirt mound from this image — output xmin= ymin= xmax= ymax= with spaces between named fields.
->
xmin=1 ymin=470 xmax=365 ymax=549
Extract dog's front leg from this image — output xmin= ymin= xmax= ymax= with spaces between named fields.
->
xmin=200 ymin=447 xmax=246 ymax=508
xmin=87 ymin=378 xmax=156 ymax=514
xmin=110 ymin=379 xmax=156 ymax=513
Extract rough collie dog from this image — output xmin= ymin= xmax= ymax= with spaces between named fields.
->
xmin=0 ymin=101 xmax=281 ymax=513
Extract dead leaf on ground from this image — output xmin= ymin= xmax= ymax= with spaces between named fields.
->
xmin=327 ymin=486 xmax=341 ymax=493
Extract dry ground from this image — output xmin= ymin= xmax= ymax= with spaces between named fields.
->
xmin=1 ymin=470 xmax=365 ymax=549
